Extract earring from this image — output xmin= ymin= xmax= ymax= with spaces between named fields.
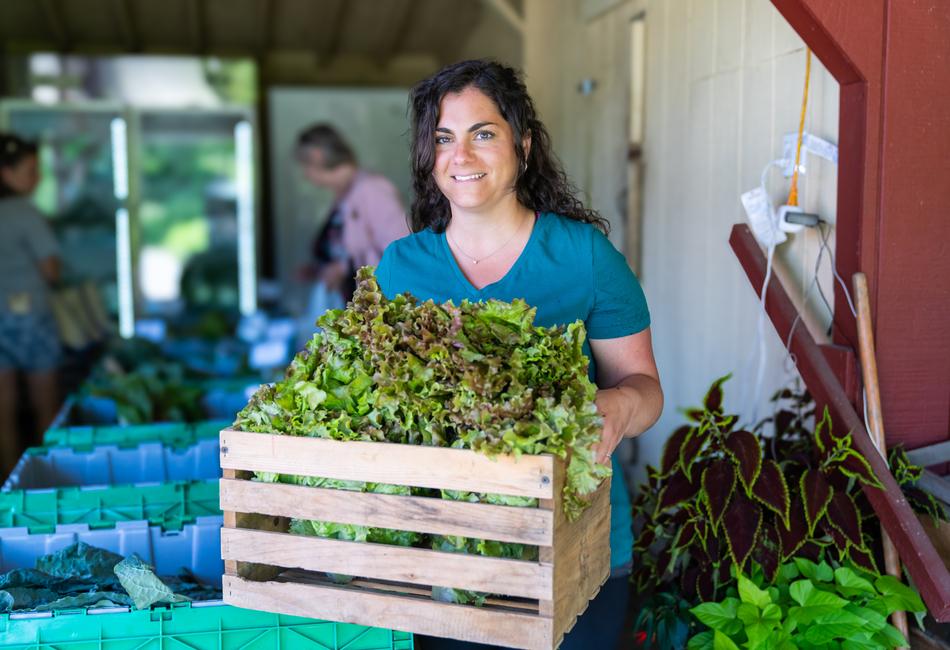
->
xmin=521 ymin=160 xmax=528 ymax=174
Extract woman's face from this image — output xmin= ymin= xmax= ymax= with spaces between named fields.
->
xmin=1 ymin=154 xmax=40 ymax=196
xmin=432 ymin=86 xmax=528 ymax=216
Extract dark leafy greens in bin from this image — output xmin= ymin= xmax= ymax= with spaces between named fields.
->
xmin=0 ymin=542 xmax=220 ymax=613
xmin=234 ymin=268 xmax=610 ymax=604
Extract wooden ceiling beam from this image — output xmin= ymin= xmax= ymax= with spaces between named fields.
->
xmin=111 ymin=0 xmax=140 ymax=52
xmin=482 ymin=0 xmax=523 ymax=34
xmin=38 ymin=0 xmax=70 ymax=52
xmin=318 ymin=0 xmax=347 ymax=65
xmin=187 ymin=0 xmax=207 ymax=54
xmin=257 ymin=0 xmax=273 ymax=57
xmin=375 ymin=0 xmax=414 ymax=68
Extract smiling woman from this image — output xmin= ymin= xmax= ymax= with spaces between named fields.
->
xmin=376 ymin=59 xmax=665 ymax=650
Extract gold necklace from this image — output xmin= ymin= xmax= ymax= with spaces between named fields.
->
xmin=446 ymin=216 xmax=526 ymax=265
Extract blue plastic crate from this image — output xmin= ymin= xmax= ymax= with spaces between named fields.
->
xmin=0 ymin=515 xmax=223 ymax=585
xmin=2 ymin=439 xmax=220 ymax=491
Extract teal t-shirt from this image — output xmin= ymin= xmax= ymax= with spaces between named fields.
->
xmin=375 ymin=212 xmax=650 ymax=570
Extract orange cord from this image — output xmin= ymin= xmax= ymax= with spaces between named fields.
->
xmin=787 ymin=48 xmax=812 ymax=207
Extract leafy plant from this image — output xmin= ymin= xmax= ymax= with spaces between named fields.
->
xmin=632 ymin=377 xmax=884 ymax=608
xmin=687 ymin=557 xmax=925 ymax=649
xmin=888 ymin=445 xmax=948 ymax=524
xmin=237 ymin=268 xmax=609 ymax=519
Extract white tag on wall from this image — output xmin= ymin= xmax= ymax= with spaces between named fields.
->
xmin=742 ymin=187 xmax=787 ymax=248
xmin=782 ymin=132 xmax=839 ymax=175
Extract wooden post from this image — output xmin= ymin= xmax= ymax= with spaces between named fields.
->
xmin=853 ymin=272 xmax=909 ymax=645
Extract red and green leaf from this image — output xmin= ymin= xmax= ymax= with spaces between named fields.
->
xmin=660 ymin=425 xmax=691 ymax=476
xmin=800 ymin=468 xmax=833 ymax=535
xmin=674 ymin=520 xmax=699 ymax=551
xmin=777 ymin=496 xmax=808 ymax=561
xmin=825 ymin=492 xmax=863 ymax=547
xmin=702 ymin=458 xmax=736 ymax=532
xmin=753 ymin=523 xmax=781 ymax=582
xmin=696 ymin=569 xmax=716 ymax=602
xmin=751 ymin=459 xmax=790 ymax=527
xmin=680 ymin=433 xmax=706 ymax=481
xmin=721 ymin=490 xmax=762 ymax=572
xmin=814 ymin=407 xmax=836 ymax=456
xmin=634 ymin=526 xmax=655 ymax=553
xmin=848 ymin=545 xmax=879 ymax=573
xmin=703 ymin=374 xmax=731 ymax=413
xmin=837 ymin=449 xmax=885 ymax=489
xmin=656 ymin=471 xmax=700 ymax=513
xmin=724 ymin=430 xmax=762 ymax=492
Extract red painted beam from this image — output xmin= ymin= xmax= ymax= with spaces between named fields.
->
xmin=730 ymin=223 xmax=950 ymax=621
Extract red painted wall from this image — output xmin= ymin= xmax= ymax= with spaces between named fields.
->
xmin=772 ymin=0 xmax=950 ymax=451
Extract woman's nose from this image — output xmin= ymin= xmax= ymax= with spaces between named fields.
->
xmin=452 ymin=139 xmax=474 ymax=164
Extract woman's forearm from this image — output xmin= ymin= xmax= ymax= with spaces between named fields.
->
xmin=610 ymin=373 xmax=664 ymax=439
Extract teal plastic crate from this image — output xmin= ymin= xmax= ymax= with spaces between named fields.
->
xmin=0 ymin=601 xmax=414 ymax=649
xmin=0 ymin=480 xmax=220 ymax=533
xmin=42 ymin=421 xmax=230 ymax=450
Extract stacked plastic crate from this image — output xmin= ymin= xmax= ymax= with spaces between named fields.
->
xmin=0 ymin=416 xmax=413 ymax=649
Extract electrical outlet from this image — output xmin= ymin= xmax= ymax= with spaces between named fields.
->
xmin=742 ymin=187 xmax=786 ymax=247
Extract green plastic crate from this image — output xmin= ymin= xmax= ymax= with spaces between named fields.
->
xmin=42 ymin=420 xmax=231 ymax=450
xmin=0 ymin=480 xmax=220 ymax=533
xmin=0 ymin=601 xmax=414 ymax=649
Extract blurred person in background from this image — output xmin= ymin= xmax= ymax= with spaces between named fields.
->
xmin=295 ymin=124 xmax=409 ymax=302
xmin=0 ymin=133 xmax=63 ymax=473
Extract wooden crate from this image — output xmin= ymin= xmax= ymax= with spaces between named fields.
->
xmin=218 ymin=429 xmax=611 ymax=650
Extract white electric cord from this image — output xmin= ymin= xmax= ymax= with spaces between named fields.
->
xmin=743 ymin=158 xmax=788 ymax=425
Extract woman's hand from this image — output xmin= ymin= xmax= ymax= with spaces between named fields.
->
xmin=593 ymin=387 xmax=631 ymax=465
xmin=589 ymin=329 xmax=664 ymax=465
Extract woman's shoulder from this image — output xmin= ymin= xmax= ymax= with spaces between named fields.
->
xmin=381 ymin=227 xmax=442 ymax=264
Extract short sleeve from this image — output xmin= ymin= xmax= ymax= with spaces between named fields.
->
xmin=21 ymin=203 xmax=60 ymax=261
xmin=374 ymin=244 xmax=394 ymax=299
xmin=587 ymin=229 xmax=650 ymax=339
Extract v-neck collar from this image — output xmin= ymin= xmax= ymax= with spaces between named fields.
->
xmin=440 ymin=212 xmax=543 ymax=297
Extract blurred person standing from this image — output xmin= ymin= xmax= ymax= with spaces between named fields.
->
xmin=295 ymin=124 xmax=409 ymax=301
xmin=0 ymin=134 xmax=63 ymax=473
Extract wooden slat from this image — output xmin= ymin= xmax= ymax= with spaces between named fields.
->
xmin=282 ymin=571 xmax=541 ymax=613
xmin=221 ymin=528 xmax=552 ymax=600
xmin=220 ymin=430 xmax=555 ymax=498
xmin=223 ymin=575 xmax=553 ymax=650
xmin=220 ymin=478 xmax=553 ymax=545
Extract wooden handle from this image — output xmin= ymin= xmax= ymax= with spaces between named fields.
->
xmin=853 ymin=272 xmax=910 ymax=646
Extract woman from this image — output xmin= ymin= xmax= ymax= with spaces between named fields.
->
xmin=376 ymin=60 xmax=664 ymax=649
xmin=296 ymin=123 xmax=409 ymax=301
xmin=0 ymin=134 xmax=62 ymax=473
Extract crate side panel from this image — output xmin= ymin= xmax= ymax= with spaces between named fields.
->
xmin=551 ymin=479 xmax=612 ymax=646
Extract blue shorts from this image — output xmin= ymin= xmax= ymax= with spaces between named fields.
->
xmin=0 ymin=311 xmax=62 ymax=372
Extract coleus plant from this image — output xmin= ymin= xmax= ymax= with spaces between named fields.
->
xmin=631 ymin=377 xmax=885 ymax=604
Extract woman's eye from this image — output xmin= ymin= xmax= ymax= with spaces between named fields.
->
xmin=474 ymin=130 xmax=494 ymax=140
xmin=435 ymin=135 xmax=452 ymax=145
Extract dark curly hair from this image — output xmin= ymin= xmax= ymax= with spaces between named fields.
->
xmin=407 ymin=59 xmax=608 ymax=234
xmin=0 ymin=133 xmax=38 ymax=199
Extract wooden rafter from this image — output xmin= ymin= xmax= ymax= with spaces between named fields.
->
xmin=257 ymin=0 xmax=273 ymax=56
xmin=375 ymin=0 xmax=413 ymax=68
xmin=730 ymin=223 xmax=950 ymax=621
xmin=187 ymin=0 xmax=207 ymax=54
xmin=318 ymin=0 xmax=348 ymax=65
xmin=38 ymin=0 xmax=69 ymax=52
xmin=110 ymin=0 xmax=139 ymax=52
xmin=482 ymin=0 xmax=524 ymax=34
